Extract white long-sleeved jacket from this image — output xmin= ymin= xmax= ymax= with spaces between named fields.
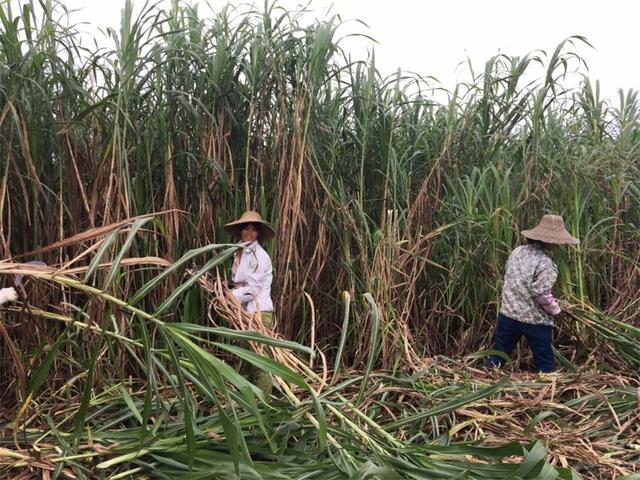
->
xmin=231 ymin=241 xmax=274 ymax=313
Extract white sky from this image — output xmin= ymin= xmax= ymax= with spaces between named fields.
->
xmin=59 ymin=0 xmax=639 ymax=104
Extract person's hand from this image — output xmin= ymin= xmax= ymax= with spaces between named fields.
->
xmin=0 ymin=287 xmax=18 ymax=305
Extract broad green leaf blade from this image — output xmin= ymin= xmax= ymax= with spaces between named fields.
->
xmin=171 ymin=323 xmax=313 ymax=355
xmin=129 ymin=243 xmax=238 ymax=306
xmin=104 ymin=217 xmax=153 ymax=289
xmin=153 ymin=246 xmax=236 ymax=316
xmin=85 ymin=228 xmax=122 ymax=283
xmin=384 ymin=375 xmax=511 ymax=431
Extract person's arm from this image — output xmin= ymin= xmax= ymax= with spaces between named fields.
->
xmin=531 ymin=261 xmax=561 ymax=315
xmin=535 ymin=292 xmax=561 ymax=315
xmin=0 ymin=287 xmax=18 ymax=306
xmin=231 ymin=285 xmax=256 ymax=304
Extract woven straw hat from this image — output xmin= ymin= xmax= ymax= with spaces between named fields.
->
xmin=521 ymin=214 xmax=578 ymax=245
xmin=224 ymin=211 xmax=276 ymax=241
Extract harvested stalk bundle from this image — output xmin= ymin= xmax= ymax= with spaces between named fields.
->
xmin=563 ymin=300 xmax=640 ymax=370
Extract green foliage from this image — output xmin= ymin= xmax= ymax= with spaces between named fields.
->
xmin=0 ymin=2 xmax=638 ymax=477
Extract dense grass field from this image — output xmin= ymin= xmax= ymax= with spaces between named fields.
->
xmin=0 ymin=1 xmax=638 ymax=478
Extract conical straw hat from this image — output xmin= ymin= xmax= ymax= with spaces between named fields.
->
xmin=224 ymin=211 xmax=276 ymax=241
xmin=521 ymin=214 xmax=578 ymax=245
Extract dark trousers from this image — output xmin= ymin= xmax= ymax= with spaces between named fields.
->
xmin=486 ymin=313 xmax=555 ymax=373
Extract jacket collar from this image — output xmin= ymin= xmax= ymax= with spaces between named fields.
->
xmin=238 ymin=240 xmax=259 ymax=253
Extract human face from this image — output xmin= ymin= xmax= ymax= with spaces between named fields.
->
xmin=240 ymin=223 xmax=259 ymax=243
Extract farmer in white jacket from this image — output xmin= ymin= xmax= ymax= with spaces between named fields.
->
xmin=224 ymin=211 xmax=276 ymax=394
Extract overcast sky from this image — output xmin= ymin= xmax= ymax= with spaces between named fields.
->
xmin=60 ymin=0 xmax=639 ymax=103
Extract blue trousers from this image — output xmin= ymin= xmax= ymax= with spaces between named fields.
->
xmin=486 ymin=313 xmax=555 ymax=373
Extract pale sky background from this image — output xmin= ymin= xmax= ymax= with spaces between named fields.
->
xmin=59 ymin=0 xmax=639 ymax=104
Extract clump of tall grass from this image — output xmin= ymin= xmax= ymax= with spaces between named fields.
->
xmin=1 ymin=0 xmax=638 ymax=372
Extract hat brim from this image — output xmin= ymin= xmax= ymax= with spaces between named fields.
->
xmin=521 ymin=229 xmax=578 ymax=245
xmin=224 ymin=220 xmax=276 ymax=241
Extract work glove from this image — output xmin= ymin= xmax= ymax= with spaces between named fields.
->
xmin=0 ymin=287 xmax=18 ymax=305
